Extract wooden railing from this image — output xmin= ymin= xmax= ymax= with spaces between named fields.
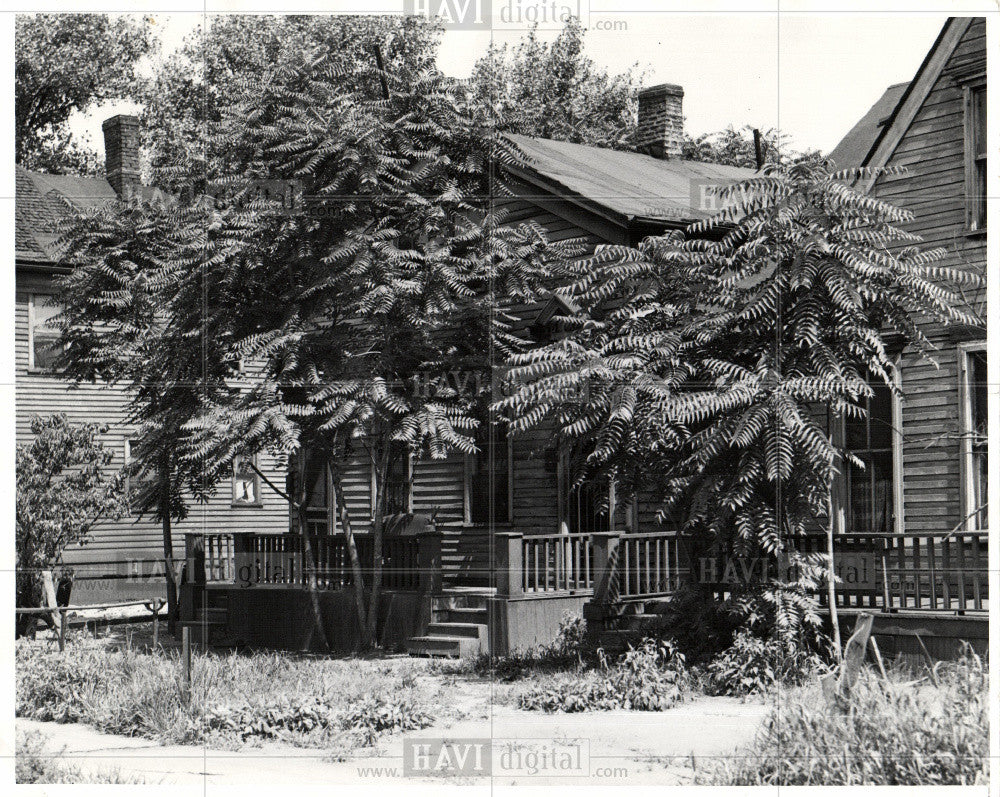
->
xmin=793 ymin=530 xmax=989 ymax=613
xmin=615 ymin=532 xmax=688 ymax=600
xmin=521 ymin=533 xmax=593 ymax=593
xmin=186 ymin=531 xmax=435 ymax=592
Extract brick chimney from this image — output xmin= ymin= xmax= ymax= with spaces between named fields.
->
xmin=636 ymin=84 xmax=684 ymax=159
xmin=102 ymin=115 xmax=140 ymax=197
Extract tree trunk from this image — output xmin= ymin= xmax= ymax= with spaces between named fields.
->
xmin=331 ymin=471 xmax=371 ymax=647
xmin=364 ymin=445 xmax=390 ymax=647
xmin=296 ymin=449 xmax=331 ymax=652
xmin=160 ymin=468 xmax=178 ymax=634
xmin=826 ymin=492 xmax=843 ymax=659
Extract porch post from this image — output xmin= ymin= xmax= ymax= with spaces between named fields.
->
xmin=494 ymin=530 xmax=524 ymax=598
xmin=417 ymin=529 xmax=443 ymax=595
xmin=233 ymin=533 xmax=254 ymax=586
xmin=590 ymin=530 xmax=621 ymax=604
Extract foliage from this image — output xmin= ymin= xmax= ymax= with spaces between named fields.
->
xmin=706 ymin=628 xmax=825 ymax=696
xmin=473 ymin=613 xmax=589 ymax=680
xmin=342 ymin=695 xmax=434 ymax=745
xmin=517 ymin=638 xmax=688 ymax=713
xmin=17 ymin=636 xmax=437 ymax=748
xmin=682 ymin=125 xmax=821 ymax=168
xmin=498 ymin=159 xmax=982 ymax=614
xmin=59 ymin=36 xmax=574 ymax=647
xmin=16 ymin=415 xmax=126 ymax=615
xmin=15 ymin=13 xmax=156 ymax=173
xmin=706 ymin=648 xmax=989 ymax=785
xmin=142 ymin=14 xmax=442 ymax=192
xmin=16 ymin=731 xmax=146 ymax=784
xmin=471 ymin=18 xmax=644 ymax=150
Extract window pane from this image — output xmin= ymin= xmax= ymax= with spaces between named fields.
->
xmin=974 ymin=88 xmax=987 ymax=158
xmin=867 ymin=383 xmax=893 ymax=451
xmin=31 ymin=295 xmax=61 ymax=369
xmin=470 ymin=424 xmax=510 ymax=524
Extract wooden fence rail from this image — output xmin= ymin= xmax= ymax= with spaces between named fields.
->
xmin=187 ymin=531 xmax=425 ymax=591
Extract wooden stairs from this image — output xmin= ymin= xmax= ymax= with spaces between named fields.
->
xmin=406 ymin=588 xmax=492 ymax=658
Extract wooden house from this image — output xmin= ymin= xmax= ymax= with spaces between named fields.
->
xmin=15 ymin=116 xmax=291 ymax=602
xmin=182 ymin=21 xmax=987 ymax=656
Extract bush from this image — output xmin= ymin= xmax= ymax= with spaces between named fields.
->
xmin=341 ymin=695 xmax=434 ymax=745
xmin=707 ymin=648 xmax=989 ymax=785
xmin=707 ymin=627 xmax=824 ymax=696
xmin=473 ymin=613 xmax=589 ymax=681
xmin=16 ymin=731 xmax=145 ymax=784
xmin=16 ymin=637 xmax=436 ymax=748
xmin=517 ymin=638 xmax=688 ymax=712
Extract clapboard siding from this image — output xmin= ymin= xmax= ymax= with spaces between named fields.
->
xmin=16 ymin=268 xmax=291 ymax=576
xmin=871 ymin=17 xmax=986 ymax=535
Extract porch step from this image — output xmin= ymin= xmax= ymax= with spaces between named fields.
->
xmin=426 ymin=622 xmax=487 ymax=640
xmin=406 ymin=634 xmax=484 ymax=658
xmin=433 ymin=606 xmax=489 ymax=625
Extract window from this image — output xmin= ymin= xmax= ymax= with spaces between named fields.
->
xmin=28 ymin=294 xmax=61 ymax=371
xmin=844 ymin=381 xmax=897 ymax=534
xmin=558 ymin=449 xmax=614 ymax=534
xmin=375 ymin=444 xmax=411 ymax=517
xmin=961 ymin=346 xmax=988 ymax=529
xmin=123 ymin=439 xmax=136 ymax=511
xmin=965 ymin=84 xmax=987 ymax=232
xmin=232 ymin=455 xmax=262 ymax=506
xmin=467 ymin=423 xmax=511 ymax=524
xmin=567 ymin=480 xmax=612 ymax=534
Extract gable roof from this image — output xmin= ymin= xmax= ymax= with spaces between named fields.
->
xmin=854 ymin=17 xmax=975 ymax=183
xmin=828 ymin=82 xmax=909 ymax=171
xmin=505 ymin=133 xmax=754 ymax=228
xmin=16 ymin=166 xmax=117 ymax=263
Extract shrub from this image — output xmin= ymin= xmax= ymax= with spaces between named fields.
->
xmin=16 ymin=637 xmax=436 ymax=748
xmin=517 ymin=638 xmax=688 ymax=712
xmin=16 ymin=731 xmax=145 ymax=784
xmin=341 ymin=695 xmax=434 ymax=745
xmin=706 ymin=648 xmax=989 ymax=785
xmin=473 ymin=613 xmax=590 ymax=681
xmin=707 ymin=627 xmax=824 ymax=696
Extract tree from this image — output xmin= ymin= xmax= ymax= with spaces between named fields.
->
xmin=682 ymin=125 xmax=822 ymax=168
xmin=54 ymin=197 xmax=219 ymax=632
xmin=499 ymin=159 xmax=981 ymax=645
xmin=58 ymin=47 xmax=569 ymax=650
xmin=16 ymin=414 xmax=127 ymax=634
xmin=141 ymin=14 xmax=442 ymax=192
xmin=470 ymin=17 xmax=644 ymax=150
xmin=16 ymin=13 xmax=156 ymax=174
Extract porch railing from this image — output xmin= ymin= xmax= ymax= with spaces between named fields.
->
xmin=793 ymin=530 xmax=989 ymax=613
xmin=495 ymin=531 xmax=595 ymax=597
xmin=185 ymin=530 xmax=438 ymax=592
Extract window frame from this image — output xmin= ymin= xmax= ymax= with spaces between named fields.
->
xmin=958 ymin=342 xmax=988 ymax=530
xmin=27 ymin=293 xmax=62 ymax=372
xmin=963 ymin=80 xmax=987 ymax=233
xmin=463 ymin=425 xmax=514 ymax=526
xmin=371 ymin=447 xmax=413 ymax=519
xmin=232 ymin=454 xmax=263 ymax=508
xmin=835 ymin=366 xmax=905 ymax=535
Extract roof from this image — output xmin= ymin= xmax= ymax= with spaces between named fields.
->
xmin=505 ymin=133 xmax=754 ymax=226
xmin=854 ymin=18 xmax=976 ymax=183
xmin=828 ymin=82 xmax=909 ymax=170
xmin=16 ymin=166 xmax=117 ymax=263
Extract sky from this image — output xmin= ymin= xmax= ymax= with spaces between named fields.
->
xmin=70 ymin=10 xmax=949 ymax=157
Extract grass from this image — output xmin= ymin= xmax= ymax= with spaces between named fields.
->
xmin=16 ymin=731 xmax=147 ymax=784
xmin=16 ymin=631 xmax=442 ymax=749
xmin=702 ymin=648 xmax=989 ymax=786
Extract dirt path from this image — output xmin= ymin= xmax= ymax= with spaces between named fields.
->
xmin=17 ymin=696 xmax=767 ymax=786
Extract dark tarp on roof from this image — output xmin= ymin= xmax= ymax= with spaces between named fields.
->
xmin=827 ymin=82 xmax=909 ymax=171
xmin=505 ymin=133 xmax=754 ymax=225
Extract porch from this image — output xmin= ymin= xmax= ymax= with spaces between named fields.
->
xmin=180 ymin=526 xmax=988 ymax=656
